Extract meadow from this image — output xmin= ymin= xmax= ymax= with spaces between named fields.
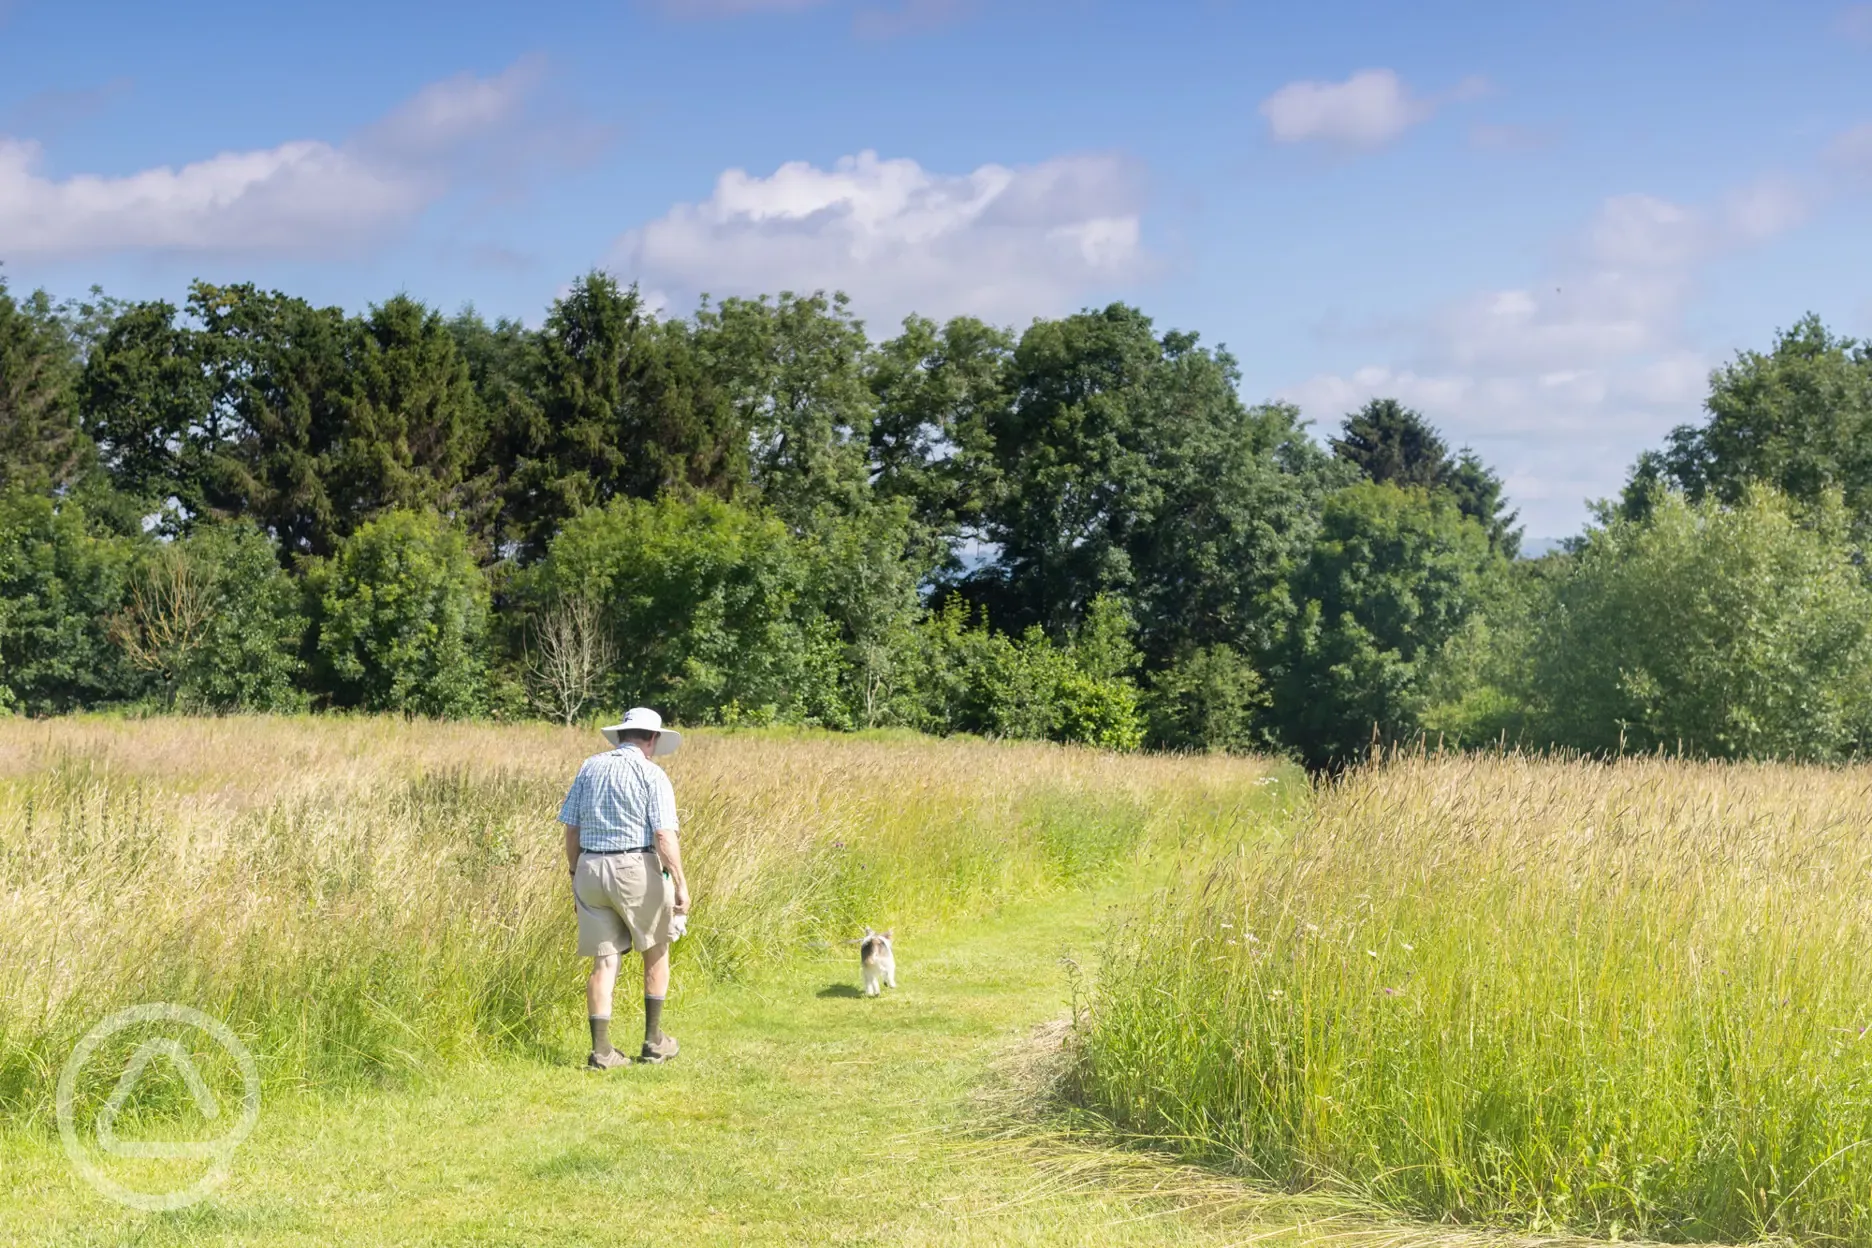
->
xmin=14 ymin=719 xmax=1872 ymax=1246
xmin=0 ymin=716 xmax=1272 ymax=1128
xmin=1073 ymin=750 xmax=1872 ymax=1244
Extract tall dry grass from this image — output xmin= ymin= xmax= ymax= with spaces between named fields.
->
xmin=0 ymin=716 xmax=1279 ymax=1125
xmin=1074 ymin=751 xmax=1872 ymax=1244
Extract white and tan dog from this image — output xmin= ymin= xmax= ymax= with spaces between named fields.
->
xmin=859 ymin=927 xmax=896 ymax=997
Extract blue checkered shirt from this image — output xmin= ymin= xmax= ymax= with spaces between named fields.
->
xmin=557 ymin=745 xmax=679 ymax=852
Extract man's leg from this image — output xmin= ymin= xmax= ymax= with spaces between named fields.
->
xmin=587 ymin=953 xmax=620 ymax=1056
xmin=640 ymin=942 xmax=674 ymax=1058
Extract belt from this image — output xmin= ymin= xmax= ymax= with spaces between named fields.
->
xmin=581 ymin=846 xmax=656 ymax=855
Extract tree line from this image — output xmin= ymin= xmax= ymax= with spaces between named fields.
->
xmin=3 ymin=270 xmax=1869 ymax=765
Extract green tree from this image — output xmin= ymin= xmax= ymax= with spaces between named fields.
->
xmin=537 ymin=495 xmax=840 ymax=725
xmin=329 ymin=295 xmax=490 ymax=539
xmin=0 ymin=279 xmax=87 ymax=496
xmin=695 ymin=291 xmax=875 ymax=527
xmin=1331 ymin=398 xmax=1452 ymax=487
xmin=868 ymin=313 xmax=1012 ymax=566
xmin=109 ymin=522 xmax=307 ymax=712
xmin=1333 ymin=398 xmax=1519 ymax=554
xmin=1622 ymin=315 xmax=1872 ymax=527
xmin=1144 ymin=645 xmax=1267 ymax=753
xmin=0 ymin=491 xmax=135 ymax=713
xmin=1532 ymin=488 xmax=1872 ymax=759
xmin=1128 ymin=398 xmax=1347 ymax=666
xmin=1273 ymin=482 xmax=1499 ymax=768
xmin=182 ymin=523 xmax=308 ymax=711
xmin=974 ymin=304 xmax=1163 ymax=634
xmin=307 ymin=510 xmax=491 ymax=716
xmin=192 ymin=282 xmax=355 ymax=555
xmin=502 ymin=274 xmax=745 ymax=559
xmin=804 ymin=499 xmax=935 ymax=729
xmin=451 ymin=306 xmax=543 ymax=553
xmin=81 ymin=298 xmax=221 ymax=523
xmin=978 ymin=306 xmax=1341 ymax=670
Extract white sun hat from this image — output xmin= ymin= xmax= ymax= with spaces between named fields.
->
xmin=599 ymin=707 xmax=682 ymax=757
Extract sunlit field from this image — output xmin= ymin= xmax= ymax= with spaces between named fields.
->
xmin=0 ymin=716 xmax=1274 ymax=1128
xmin=1074 ymin=751 xmax=1872 ymax=1244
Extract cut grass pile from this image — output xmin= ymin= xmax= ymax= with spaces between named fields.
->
xmin=0 ymin=717 xmax=1278 ymax=1128
xmin=1072 ymin=751 xmax=1872 ymax=1244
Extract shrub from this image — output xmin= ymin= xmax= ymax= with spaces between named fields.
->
xmin=1144 ymin=644 xmax=1266 ymax=752
xmin=307 ymin=510 xmax=490 ymax=717
xmin=111 ymin=521 xmax=308 ymax=712
xmin=0 ymin=491 xmax=134 ymax=713
xmin=914 ymin=600 xmax=1145 ymax=749
xmin=1272 ymin=482 xmax=1498 ymax=767
xmin=1532 ymin=487 xmax=1872 ymax=758
xmin=537 ymin=495 xmax=842 ymax=725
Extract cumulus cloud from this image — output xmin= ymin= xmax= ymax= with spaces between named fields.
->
xmin=0 ymin=58 xmax=555 ymax=257
xmin=1261 ymin=69 xmax=1430 ymax=147
xmin=611 ymin=149 xmax=1149 ymax=327
xmin=1279 ymin=182 xmax=1816 ymax=537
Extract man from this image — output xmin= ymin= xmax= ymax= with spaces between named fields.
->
xmin=559 ymin=707 xmax=692 ymax=1070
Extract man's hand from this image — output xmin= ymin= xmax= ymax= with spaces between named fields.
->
xmin=673 ymin=884 xmax=691 ymax=915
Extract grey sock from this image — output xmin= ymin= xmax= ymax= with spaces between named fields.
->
xmin=589 ymin=1016 xmax=611 ymax=1055
xmin=643 ymin=995 xmax=664 ymax=1047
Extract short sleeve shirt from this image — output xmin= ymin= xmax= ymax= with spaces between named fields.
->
xmin=557 ymin=745 xmax=679 ymax=852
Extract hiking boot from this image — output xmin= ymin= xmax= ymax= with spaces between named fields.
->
xmin=586 ymin=1047 xmax=630 ymax=1071
xmin=639 ymin=1033 xmax=680 ymax=1064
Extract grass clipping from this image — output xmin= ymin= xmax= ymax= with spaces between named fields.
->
xmin=1073 ymin=752 xmax=1872 ymax=1245
xmin=0 ymin=716 xmax=1267 ymax=1127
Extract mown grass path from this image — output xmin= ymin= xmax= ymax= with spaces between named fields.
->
xmin=2 ymin=883 xmax=1321 ymax=1247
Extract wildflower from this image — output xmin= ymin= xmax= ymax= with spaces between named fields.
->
xmin=1401 ymin=942 xmax=1414 ymax=952
xmin=1366 ymin=949 xmax=1378 ymax=958
xmin=832 ymin=840 xmax=846 ymax=850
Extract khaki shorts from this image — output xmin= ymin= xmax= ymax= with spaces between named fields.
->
xmin=573 ymin=852 xmax=674 ymax=957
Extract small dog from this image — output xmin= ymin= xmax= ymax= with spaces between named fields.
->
xmin=859 ymin=927 xmax=896 ymax=997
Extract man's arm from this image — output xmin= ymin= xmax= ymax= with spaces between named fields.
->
xmin=650 ymin=767 xmax=688 ymax=913
xmin=655 ymin=825 xmax=689 ymax=914
xmin=559 ymin=765 xmax=588 ymax=876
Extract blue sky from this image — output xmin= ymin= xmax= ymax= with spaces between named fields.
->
xmin=3 ymin=0 xmax=1869 ymax=537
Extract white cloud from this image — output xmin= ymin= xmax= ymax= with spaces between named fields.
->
xmin=0 ymin=59 xmax=547 ymax=257
xmin=1279 ymin=183 xmax=1818 ymax=537
xmin=364 ymin=58 xmax=544 ymax=157
xmin=1260 ymin=69 xmax=1436 ymax=148
xmin=611 ymin=149 xmax=1149 ymax=327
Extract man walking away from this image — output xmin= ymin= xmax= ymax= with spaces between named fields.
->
xmin=560 ymin=707 xmax=692 ymax=1070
